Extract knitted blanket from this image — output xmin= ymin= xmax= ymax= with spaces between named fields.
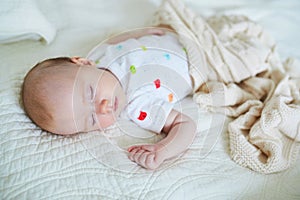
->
xmin=153 ymin=0 xmax=300 ymax=174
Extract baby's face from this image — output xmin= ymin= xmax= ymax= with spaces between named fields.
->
xmin=55 ymin=65 xmax=126 ymax=134
xmin=51 ymin=65 xmax=126 ymax=135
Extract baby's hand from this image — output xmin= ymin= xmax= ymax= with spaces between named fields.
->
xmin=133 ymin=28 xmax=165 ymax=39
xmin=127 ymin=144 xmax=165 ymax=170
xmin=144 ymin=28 xmax=165 ymax=36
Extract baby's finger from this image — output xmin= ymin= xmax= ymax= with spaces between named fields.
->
xmin=141 ymin=144 xmax=156 ymax=152
xmin=127 ymin=145 xmax=142 ymax=152
xmin=128 ymin=148 xmax=140 ymax=161
xmin=129 ymin=149 xmax=145 ymax=162
xmin=148 ymin=28 xmax=165 ymax=36
xmin=137 ymin=152 xmax=150 ymax=167
xmin=133 ymin=149 xmax=146 ymax=162
xmin=145 ymin=154 xmax=157 ymax=169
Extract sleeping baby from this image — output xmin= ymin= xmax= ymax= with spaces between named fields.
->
xmin=21 ymin=26 xmax=197 ymax=170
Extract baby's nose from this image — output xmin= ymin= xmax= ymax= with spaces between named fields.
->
xmin=95 ymin=99 xmax=112 ymax=114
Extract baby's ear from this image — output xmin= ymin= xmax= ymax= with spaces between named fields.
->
xmin=70 ymin=57 xmax=95 ymax=66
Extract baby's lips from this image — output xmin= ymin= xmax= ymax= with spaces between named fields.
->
xmin=104 ymin=97 xmax=117 ymax=113
xmin=106 ymin=106 xmax=113 ymax=113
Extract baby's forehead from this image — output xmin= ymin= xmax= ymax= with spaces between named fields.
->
xmin=44 ymin=63 xmax=78 ymax=79
xmin=40 ymin=66 xmax=78 ymax=93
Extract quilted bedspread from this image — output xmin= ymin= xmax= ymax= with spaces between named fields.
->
xmin=1 ymin=78 xmax=300 ymax=199
xmin=1 ymin=0 xmax=300 ymax=199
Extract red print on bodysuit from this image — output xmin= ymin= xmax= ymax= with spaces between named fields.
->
xmin=154 ymin=79 xmax=160 ymax=89
xmin=138 ymin=111 xmax=147 ymax=121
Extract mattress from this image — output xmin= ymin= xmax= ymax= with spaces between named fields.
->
xmin=1 ymin=0 xmax=300 ymax=199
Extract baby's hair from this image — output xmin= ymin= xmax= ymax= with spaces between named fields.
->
xmin=21 ymin=57 xmax=77 ymax=133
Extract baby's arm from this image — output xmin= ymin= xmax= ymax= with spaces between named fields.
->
xmin=128 ymin=109 xmax=197 ymax=170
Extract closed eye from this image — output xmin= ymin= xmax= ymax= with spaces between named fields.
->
xmin=91 ymin=113 xmax=96 ymax=126
xmin=89 ymin=85 xmax=94 ymax=101
xmin=89 ymin=85 xmax=96 ymax=126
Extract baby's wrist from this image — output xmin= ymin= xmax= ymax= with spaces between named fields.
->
xmin=155 ymin=144 xmax=169 ymax=161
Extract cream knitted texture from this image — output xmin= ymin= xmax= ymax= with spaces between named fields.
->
xmin=153 ymin=0 xmax=300 ymax=174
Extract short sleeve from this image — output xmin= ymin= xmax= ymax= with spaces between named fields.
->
xmin=86 ymin=43 xmax=110 ymax=65
xmin=126 ymin=94 xmax=173 ymax=133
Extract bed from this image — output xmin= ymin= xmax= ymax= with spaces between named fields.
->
xmin=1 ymin=0 xmax=300 ymax=199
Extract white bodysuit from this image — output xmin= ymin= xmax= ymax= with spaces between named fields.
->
xmin=87 ymin=32 xmax=192 ymax=133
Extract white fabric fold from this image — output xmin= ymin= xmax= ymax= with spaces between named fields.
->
xmin=0 ymin=0 xmax=56 ymax=44
xmin=153 ymin=0 xmax=300 ymax=174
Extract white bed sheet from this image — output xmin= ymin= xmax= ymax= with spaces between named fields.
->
xmin=1 ymin=0 xmax=300 ymax=199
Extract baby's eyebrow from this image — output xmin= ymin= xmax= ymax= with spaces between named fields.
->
xmin=86 ymin=83 xmax=97 ymax=130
